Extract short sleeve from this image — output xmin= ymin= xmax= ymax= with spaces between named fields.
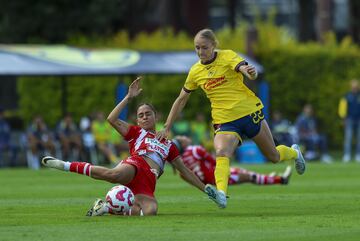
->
xmin=123 ymin=125 xmax=140 ymax=141
xmin=226 ymin=50 xmax=245 ymax=71
xmin=184 ymin=68 xmax=198 ymax=91
xmin=167 ymin=143 xmax=180 ymax=162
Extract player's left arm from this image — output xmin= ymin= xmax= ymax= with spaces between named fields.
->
xmin=237 ymin=63 xmax=258 ymax=80
xmin=171 ymin=157 xmax=206 ymax=192
xmin=228 ymin=50 xmax=257 ymax=80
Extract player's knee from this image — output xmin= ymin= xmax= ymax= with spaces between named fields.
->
xmin=129 ymin=203 xmax=142 ymax=216
xmin=142 ymin=204 xmax=157 ymax=216
xmin=215 ymin=148 xmax=231 ymax=157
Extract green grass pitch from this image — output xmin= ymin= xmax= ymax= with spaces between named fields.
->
xmin=1 ymin=162 xmax=360 ymax=241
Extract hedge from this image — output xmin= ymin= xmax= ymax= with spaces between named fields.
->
xmin=17 ymin=22 xmax=360 ymax=147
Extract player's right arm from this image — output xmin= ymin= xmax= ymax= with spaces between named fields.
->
xmin=156 ymin=88 xmax=191 ymax=139
xmin=157 ymin=66 xmax=198 ymax=140
xmin=107 ymin=77 xmax=142 ymax=136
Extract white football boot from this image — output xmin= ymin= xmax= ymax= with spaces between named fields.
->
xmin=291 ymin=144 xmax=306 ymax=175
xmin=41 ymin=156 xmax=65 ymax=170
xmin=86 ymin=199 xmax=107 ymax=217
xmin=205 ymin=184 xmax=227 ymax=209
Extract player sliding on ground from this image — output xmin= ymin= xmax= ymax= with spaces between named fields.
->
xmin=157 ymin=29 xmax=306 ymax=208
xmin=42 ymin=77 xmax=221 ymax=216
xmin=172 ymin=136 xmax=292 ymax=186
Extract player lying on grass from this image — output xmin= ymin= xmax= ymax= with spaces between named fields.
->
xmin=172 ymin=136 xmax=292 ymax=186
xmin=42 ymin=77 xmax=220 ymax=216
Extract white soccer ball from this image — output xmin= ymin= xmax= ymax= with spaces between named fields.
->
xmin=105 ymin=185 xmax=135 ymax=214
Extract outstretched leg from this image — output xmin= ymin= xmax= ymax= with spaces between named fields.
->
xmin=42 ymin=156 xmax=135 ymax=184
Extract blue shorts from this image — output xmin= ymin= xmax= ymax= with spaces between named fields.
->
xmin=213 ymin=109 xmax=265 ymax=142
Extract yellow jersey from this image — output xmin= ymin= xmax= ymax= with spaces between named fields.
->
xmin=184 ymin=49 xmax=263 ymax=124
xmin=91 ymin=120 xmax=112 ymax=143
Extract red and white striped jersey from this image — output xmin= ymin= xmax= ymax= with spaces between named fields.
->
xmin=181 ymin=145 xmax=216 ymax=184
xmin=124 ymin=125 xmax=180 ymax=171
xmin=181 ymin=145 xmax=245 ymax=185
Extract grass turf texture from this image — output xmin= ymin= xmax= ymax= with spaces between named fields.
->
xmin=0 ymin=162 xmax=359 ymax=241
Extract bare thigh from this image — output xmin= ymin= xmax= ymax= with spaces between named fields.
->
xmin=91 ymin=163 xmax=136 ymax=184
xmin=213 ymin=133 xmax=239 ymax=157
xmin=251 ymin=120 xmax=280 ymax=162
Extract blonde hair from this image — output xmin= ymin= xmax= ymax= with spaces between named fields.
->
xmin=195 ymin=29 xmax=219 ymax=47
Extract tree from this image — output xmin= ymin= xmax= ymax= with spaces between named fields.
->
xmin=315 ymin=0 xmax=333 ymax=42
xmin=0 ymin=0 xmax=127 ymax=43
xmin=349 ymin=0 xmax=360 ymax=43
xmin=298 ymin=0 xmax=316 ymax=42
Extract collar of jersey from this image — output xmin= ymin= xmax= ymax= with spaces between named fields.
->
xmin=200 ymin=51 xmax=218 ymax=65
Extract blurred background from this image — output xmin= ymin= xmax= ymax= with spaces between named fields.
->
xmin=1 ymin=0 xmax=360 ymax=168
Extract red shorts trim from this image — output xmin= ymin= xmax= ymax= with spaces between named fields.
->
xmin=121 ymin=156 xmax=157 ymax=198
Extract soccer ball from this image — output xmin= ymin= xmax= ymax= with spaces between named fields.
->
xmin=105 ymin=185 xmax=135 ymax=214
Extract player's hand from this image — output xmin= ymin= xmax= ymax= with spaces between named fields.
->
xmin=240 ymin=65 xmax=258 ymax=79
xmin=156 ymin=128 xmax=170 ymax=140
xmin=128 ymin=76 xmax=143 ymax=99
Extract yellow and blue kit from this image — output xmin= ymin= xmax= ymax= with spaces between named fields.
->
xmin=184 ymin=49 xmax=263 ymax=125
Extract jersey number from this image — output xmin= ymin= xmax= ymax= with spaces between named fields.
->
xmin=250 ymin=110 xmax=264 ymax=124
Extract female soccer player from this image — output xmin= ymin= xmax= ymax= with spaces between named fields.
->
xmin=157 ymin=29 xmax=306 ymax=208
xmin=42 ymin=77 xmax=219 ymax=216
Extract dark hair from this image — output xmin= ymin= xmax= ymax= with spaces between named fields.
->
xmin=137 ymin=103 xmax=157 ymax=116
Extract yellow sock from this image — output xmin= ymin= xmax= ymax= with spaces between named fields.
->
xmin=214 ymin=157 xmax=230 ymax=194
xmin=276 ymin=145 xmax=297 ymax=161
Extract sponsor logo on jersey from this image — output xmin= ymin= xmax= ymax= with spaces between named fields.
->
xmin=204 ymin=76 xmax=227 ymax=90
xmin=144 ymin=138 xmax=169 ymax=156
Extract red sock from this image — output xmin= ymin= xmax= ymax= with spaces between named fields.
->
xmin=69 ymin=162 xmax=92 ymax=176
